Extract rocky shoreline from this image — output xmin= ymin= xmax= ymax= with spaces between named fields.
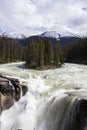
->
xmin=0 ymin=75 xmax=28 ymax=113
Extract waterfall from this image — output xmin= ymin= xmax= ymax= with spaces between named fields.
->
xmin=36 ymin=95 xmax=84 ymax=130
xmin=20 ymin=86 xmax=22 ymax=98
xmin=9 ymin=81 xmax=16 ymax=101
xmin=0 ymin=62 xmax=87 ymax=130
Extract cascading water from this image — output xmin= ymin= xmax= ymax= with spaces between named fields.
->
xmin=9 ymin=80 xmax=16 ymax=101
xmin=0 ymin=62 xmax=87 ymax=130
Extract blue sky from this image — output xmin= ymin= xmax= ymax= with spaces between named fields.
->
xmin=0 ymin=0 xmax=87 ymax=35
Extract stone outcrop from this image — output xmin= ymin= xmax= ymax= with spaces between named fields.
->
xmin=64 ymin=99 xmax=87 ymax=130
xmin=0 ymin=75 xmax=28 ymax=112
xmin=71 ymin=99 xmax=87 ymax=130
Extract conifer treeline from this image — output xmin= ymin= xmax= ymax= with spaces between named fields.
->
xmin=0 ymin=36 xmax=25 ymax=63
xmin=65 ymin=38 xmax=87 ymax=64
xmin=26 ymin=37 xmax=87 ymax=68
xmin=0 ymin=36 xmax=87 ymax=68
xmin=26 ymin=38 xmax=65 ymax=68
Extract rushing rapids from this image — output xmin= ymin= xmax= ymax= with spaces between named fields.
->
xmin=0 ymin=62 xmax=87 ymax=130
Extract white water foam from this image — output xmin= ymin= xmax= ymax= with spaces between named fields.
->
xmin=0 ymin=62 xmax=87 ymax=130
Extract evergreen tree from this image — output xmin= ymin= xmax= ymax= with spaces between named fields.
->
xmin=54 ymin=44 xmax=59 ymax=66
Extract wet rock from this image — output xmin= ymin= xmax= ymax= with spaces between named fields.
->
xmin=0 ymin=75 xmax=28 ymax=112
xmin=74 ymin=99 xmax=87 ymax=130
xmin=67 ymin=99 xmax=87 ymax=130
xmin=21 ymin=82 xmax=28 ymax=96
xmin=0 ymin=92 xmax=14 ymax=112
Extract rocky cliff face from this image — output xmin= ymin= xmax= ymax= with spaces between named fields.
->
xmin=0 ymin=75 xmax=27 ymax=112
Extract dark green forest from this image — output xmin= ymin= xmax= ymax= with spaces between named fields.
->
xmin=26 ymin=37 xmax=87 ymax=68
xmin=0 ymin=35 xmax=87 ymax=69
xmin=66 ymin=38 xmax=87 ymax=64
xmin=26 ymin=38 xmax=65 ymax=69
xmin=0 ymin=36 xmax=25 ymax=63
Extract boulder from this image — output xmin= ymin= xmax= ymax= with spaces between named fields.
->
xmin=0 ymin=75 xmax=28 ymax=112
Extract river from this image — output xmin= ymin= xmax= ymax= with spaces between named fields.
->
xmin=0 ymin=62 xmax=87 ymax=130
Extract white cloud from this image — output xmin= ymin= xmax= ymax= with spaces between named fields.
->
xmin=0 ymin=0 xmax=87 ymax=35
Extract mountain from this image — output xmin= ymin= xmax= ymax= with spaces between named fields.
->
xmin=15 ymin=30 xmax=81 ymax=46
xmin=0 ymin=27 xmax=27 ymax=39
xmin=0 ymin=26 xmax=81 ymax=39
xmin=0 ymin=32 xmax=26 ymax=39
xmin=0 ymin=26 xmax=81 ymax=46
xmin=39 ymin=31 xmax=80 ymax=40
xmin=24 ymin=30 xmax=80 ymax=46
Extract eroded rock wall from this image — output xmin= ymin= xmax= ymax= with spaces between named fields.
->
xmin=0 ymin=75 xmax=28 ymax=112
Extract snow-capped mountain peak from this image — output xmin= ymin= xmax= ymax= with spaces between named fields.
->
xmin=40 ymin=31 xmax=80 ymax=39
xmin=0 ymin=26 xmax=81 ymax=39
xmin=0 ymin=27 xmax=27 ymax=39
xmin=40 ymin=31 xmax=61 ymax=39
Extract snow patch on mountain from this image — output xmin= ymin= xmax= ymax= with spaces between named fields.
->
xmin=0 ymin=27 xmax=27 ymax=39
xmin=0 ymin=32 xmax=27 ymax=39
xmin=0 ymin=26 xmax=84 ymax=39
xmin=40 ymin=31 xmax=80 ymax=39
